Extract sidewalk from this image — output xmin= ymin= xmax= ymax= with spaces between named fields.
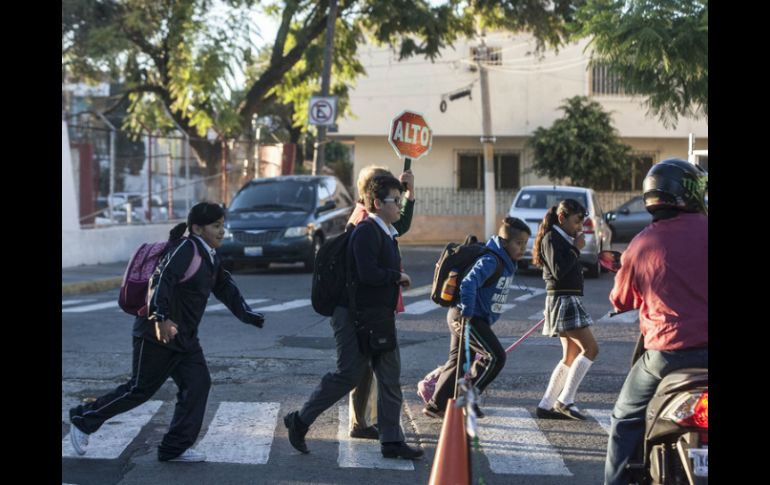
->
xmin=62 ymin=261 xmax=127 ymax=296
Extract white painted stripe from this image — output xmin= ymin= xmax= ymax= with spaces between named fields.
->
xmin=62 ymin=299 xmax=96 ymax=306
xmin=197 ymin=401 xmax=279 ymax=464
xmin=402 ymin=285 xmax=432 ymax=297
xmin=478 ymin=407 xmax=572 ymax=476
xmin=499 ymin=303 xmax=516 ymax=313
xmin=62 ymin=400 xmax=163 ymax=459
xmin=206 ymin=298 xmax=268 ymax=312
xmin=337 ymin=405 xmax=414 ymax=470
xmin=587 ymin=408 xmax=613 ymax=435
xmin=403 ymin=300 xmax=440 ymax=315
xmin=528 ymin=310 xmax=545 ymax=320
xmin=62 ymin=301 xmax=118 ymax=313
xmin=253 ymin=298 xmax=311 ymax=312
xmin=513 ymin=288 xmax=546 ymax=301
xmin=598 ymin=309 xmax=639 ymax=323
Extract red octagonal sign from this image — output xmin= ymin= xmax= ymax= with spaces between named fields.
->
xmin=388 ymin=110 xmax=433 ymax=160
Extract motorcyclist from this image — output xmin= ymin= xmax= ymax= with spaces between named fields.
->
xmin=603 ymin=159 xmax=708 ymax=485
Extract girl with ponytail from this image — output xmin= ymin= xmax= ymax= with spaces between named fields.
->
xmin=533 ymin=199 xmax=599 ymax=421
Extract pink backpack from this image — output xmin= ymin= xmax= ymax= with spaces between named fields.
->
xmin=118 ymin=238 xmax=202 ymax=316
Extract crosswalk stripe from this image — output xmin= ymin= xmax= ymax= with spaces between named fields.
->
xmin=62 ymin=299 xmax=96 ymax=306
xmin=401 ymin=285 xmax=432 ymax=297
xmin=197 ymin=401 xmax=280 ymax=464
xmin=62 ymin=400 xmax=163 ymax=459
xmin=403 ymin=300 xmax=439 ymax=315
xmin=206 ymin=298 xmax=269 ymax=312
xmin=253 ymin=299 xmax=311 ymax=312
xmin=598 ymin=309 xmax=639 ymax=323
xmin=478 ymin=407 xmax=572 ymax=476
xmin=586 ymin=408 xmax=612 ymax=435
xmin=337 ymin=405 xmax=414 ymax=470
xmin=62 ymin=301 xmax=119 ymax=313
xmin=513 ymin=288 xmax=546 ymax=301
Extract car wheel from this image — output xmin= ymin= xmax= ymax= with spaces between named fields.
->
xmin=304 ymin=235 xmax=323 ymax=272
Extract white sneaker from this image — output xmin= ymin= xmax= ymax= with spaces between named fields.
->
xmin=69 ymin=424 xmax=89 ymax=456
xmin=168 ymin=448 xmax=207 ymax=462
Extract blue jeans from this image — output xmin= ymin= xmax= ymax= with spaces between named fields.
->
xmin=604 ymin=347 xmax=708 ymax=485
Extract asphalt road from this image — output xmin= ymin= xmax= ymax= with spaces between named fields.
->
xmin=62 ymin=244 xmax=639 ymax=485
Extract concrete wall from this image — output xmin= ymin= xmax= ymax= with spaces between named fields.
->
xmin=62 ymin=223 xmax=177 ymax=268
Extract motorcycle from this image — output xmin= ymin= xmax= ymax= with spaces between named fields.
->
xmin=599 ymin=250 xmax=708 ymax=485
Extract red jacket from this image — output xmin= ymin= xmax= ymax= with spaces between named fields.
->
xmin=610 ymin=213 xmax=708 ymax=351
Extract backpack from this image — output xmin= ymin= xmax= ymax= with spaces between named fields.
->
xmin=118 ymin=237 xmax=202 ymax=317
xmin=430 ymin=235 xmax=504 ymax=307
xmin=311 ymin=219 xmax=382 ymax=317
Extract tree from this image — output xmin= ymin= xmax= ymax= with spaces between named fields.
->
xmin=528 ymin=96 xmax=632 ymax=187
xmin=573 ymin=0 xmax=708 ymax=127
xmin=63 ymin=0 xmax=583 ymax=173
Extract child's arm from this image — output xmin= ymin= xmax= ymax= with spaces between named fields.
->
xmin=457 ymin=254 xmax=498 ymax=318
xmin=212 ymin=267 xmax=265 ymax=327
xmin=541 ymin=236 xmax=582 ymax=281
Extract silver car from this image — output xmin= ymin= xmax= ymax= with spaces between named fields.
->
xmin=507 ymin=185 xmax=613 ymax=278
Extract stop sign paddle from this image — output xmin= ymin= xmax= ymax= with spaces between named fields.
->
xmin=388 ymin=110 xmax=432 ymax=176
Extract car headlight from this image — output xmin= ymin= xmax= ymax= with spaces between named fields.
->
xmin=223 ymin=227 xmax=232 ymax=240
xmin=284 ymin=226 xmax=310 ymax=238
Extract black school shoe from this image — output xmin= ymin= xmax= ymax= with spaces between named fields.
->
xmin=535 ymin=406 xmax=571 ymax=420
xmin=381 ymin=441 xmax=424 ymax=459
xmin=349 ymin=424 xmax=379 ymax=440
xmin=553 ymin=401 xmax=587 ymax=420
xmin=284 ymin=411 xmax=310 ymax=453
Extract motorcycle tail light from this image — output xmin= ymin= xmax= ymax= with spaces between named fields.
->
xmin=582 ymin=218 xmax=595 ymax=234
xmin=663 ymin=391 xmax=708 ymax=429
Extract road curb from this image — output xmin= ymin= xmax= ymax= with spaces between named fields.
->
xmin=62 ymin=277 xmax=123 ymax=297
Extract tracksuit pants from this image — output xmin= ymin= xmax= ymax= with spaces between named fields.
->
xmin=69 ymin=336 xmax=211 ymax=461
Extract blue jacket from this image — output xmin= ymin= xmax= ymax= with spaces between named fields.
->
xmin=457 ymin=235 xmax=517 ymax=325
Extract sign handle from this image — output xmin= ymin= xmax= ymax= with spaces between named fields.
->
xmin=402 ymin=157 xmax=411 ymax=190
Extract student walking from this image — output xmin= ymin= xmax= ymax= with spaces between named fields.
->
xmin=68 ymin=202 xmax=266 ymax=462
xmin=423 ymin=217 xmax=531 ymax=418
xmin=346 ymin=165 xmax=415 ymax=440
xmin=284 ymin=174 xmax=423 ymax=460
xmin=533 ymin=199 xmax=599 ymax=421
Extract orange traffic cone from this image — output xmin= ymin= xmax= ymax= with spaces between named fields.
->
xmin=428 ymin=398 xmax=471 ymax=485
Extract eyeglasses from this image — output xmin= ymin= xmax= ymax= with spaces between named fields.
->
xmin=381 ymin=197 xmax=403 ymax=207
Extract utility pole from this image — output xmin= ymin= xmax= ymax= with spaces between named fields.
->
xmin=478 ymin=36 xmax=496 ymax=238
xmin=312 ymin=0 xmax=338 ymax=175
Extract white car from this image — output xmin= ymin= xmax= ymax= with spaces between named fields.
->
xmin=507 ymin=185 xmax=613 ymax=278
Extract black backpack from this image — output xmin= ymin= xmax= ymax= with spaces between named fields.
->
xmin=430 ymin=235 xmax=504 ymax=307
xmin=311 ymin=219 xmax=382 ymax=316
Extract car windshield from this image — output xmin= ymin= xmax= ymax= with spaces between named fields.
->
xmin=514 ymin=190 xmax=588 ymax=211
xmin=229 ymin=181 xmax=315 ymax=212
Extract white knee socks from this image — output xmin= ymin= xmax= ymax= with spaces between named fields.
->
xmin=557 ymin=354 xmax=594 ymax=406
xmin=538 ymin=362 xmax=570 ymax=410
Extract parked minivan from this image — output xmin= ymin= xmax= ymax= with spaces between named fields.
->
xmin=219 ymin=175 xmax=354 ymax=271
xmin=507 ymin=185 xmax=612 ymax=278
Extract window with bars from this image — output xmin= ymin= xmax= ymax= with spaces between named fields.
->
xmin=457 ymin=153 xmax=520 ymax=190
xmin=593 ymin=154 xmax=654 ymax=191
xmin=470 ymin=46 xmax=502 ymax=65
xmin=591 ymin=63 xmax=627 ymax=96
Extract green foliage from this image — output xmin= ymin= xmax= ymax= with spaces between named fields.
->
xmin=528 ymin=96 xmax=632 ymax=188
xmin=63 ymin=0 xmax=584 ymax=169
xmin=573 ymin=0 xmax=708 ymax=127
xmin=324 ymin=141 xmax=353 ymax=186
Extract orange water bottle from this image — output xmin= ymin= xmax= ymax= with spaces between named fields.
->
xmin=440 ymin=269 xmax=459 ymax=302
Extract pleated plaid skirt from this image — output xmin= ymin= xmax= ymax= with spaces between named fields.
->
xmin=541 ymin=295 xmax=593 ymax=337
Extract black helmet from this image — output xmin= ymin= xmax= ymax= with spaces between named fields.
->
xmin=642 ymin=158 xmax=708 ymax=214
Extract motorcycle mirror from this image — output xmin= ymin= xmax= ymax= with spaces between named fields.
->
xmin=598 ymin=250 xmax=622 ymax=273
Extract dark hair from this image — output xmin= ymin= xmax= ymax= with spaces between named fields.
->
xmin=532 ymin=198 xmax=586 ymax=266
xmin=168 ymin=202 xmax=225 ymax=242
xmin=498 ymin=216 xmax=531 ymax=242
xmin=363 ymin=174 xmax=403 ymax=213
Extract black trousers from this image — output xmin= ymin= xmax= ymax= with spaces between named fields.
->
xmin=69 ymin=337 xmax=211 ymax=460
xmin=429 ymin=309 xmax=507 ymax=412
